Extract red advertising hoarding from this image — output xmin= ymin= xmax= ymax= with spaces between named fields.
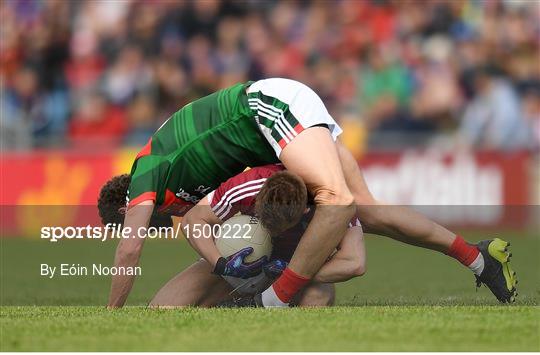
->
xmin=0 ymin=150 xmax=533 ymax=236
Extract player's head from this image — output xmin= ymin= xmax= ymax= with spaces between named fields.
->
xmin=255 ymin=171 xmax=308 ymax=236
xmin=98 ymin=174 xmax=173 ymax=227
xmin=98 ymin=174 xmax=131 ymax=226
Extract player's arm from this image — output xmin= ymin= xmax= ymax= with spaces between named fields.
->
xmin=108 ymin=201 xmax=153 ymax=308
xmin=312 ymin=226 xmax=365 ymax=283
xmin=182 ymin=195 xmax=267 ymax=278
xmin=336 ymin=142 xmax=455 ymax=253
xmin=181 ymin=196 xmax=223 ymax=267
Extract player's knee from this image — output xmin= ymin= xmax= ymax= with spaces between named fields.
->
xmin=314 ymin=186 xmax=354 ymax=206
xmin=341 ymin=257 xmax=366 ymax=279
xmin=180 ymin=213 xmax=198 ymax=238
xmin=314 ymin=187 xmax=355 ymax=221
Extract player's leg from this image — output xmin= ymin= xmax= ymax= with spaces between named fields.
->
xmin=262 ymin=127 xmax=354 ymax=306
xmin=293 ymin=282 xmax=335 ymax=307
xmin=336 ymin=142 xmax=455 ymax=252
xmin=247 ymin=79 xmax=355 ymax=306
xmin=336 ymin=142 xmax=517 ymax=302
xmin=199 ymin=279 xmax=235 ymax=307
xmin=280 ymin=127 xmax=355 ymax=275
xmin=149 ymin=259 xmax=233 ymax=308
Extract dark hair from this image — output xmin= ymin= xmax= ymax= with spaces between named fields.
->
xmin=97 ymin=174 xmax=172 ymax=228
xmin=98 ymin=174 xmax=131 ymax=226
xmin=254 ymin=171 xmax=308 ymax=236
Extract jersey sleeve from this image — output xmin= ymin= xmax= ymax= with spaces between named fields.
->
xmin=127 ymin=155 xmax=168 ymax=208
xmin=209 ymin=165 xmax=282 ymax=221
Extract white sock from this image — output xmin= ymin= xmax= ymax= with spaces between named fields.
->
xmin=468 ymin=253 xmax=485 ymax=276
xmin=261 ymin=285 xmax=289 ymax=308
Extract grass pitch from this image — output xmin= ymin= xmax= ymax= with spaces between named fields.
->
xmin=1 ymin=231 xmax=539 ymax=351
xmin=1 ymin=306 xmax=538 ymax=351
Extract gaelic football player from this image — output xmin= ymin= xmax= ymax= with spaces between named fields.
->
xmin=99 ymin=78 xmax=517 ymax=308
xmin=149 ymin=165 xmax=365 ymax=307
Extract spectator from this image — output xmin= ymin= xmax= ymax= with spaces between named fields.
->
xmin=358 ymin=44 xmax=413 ymax=130
xmin=125 ymin=94 xmax=159 ymax=146
xmin=103 ymin=46 xmax=153 ymax=105
xmin=0 ymin=0 xmax=537 ymax=152
xmin=69 ymin=91 xmax=127 ymax=147
xmin=459 ymin=66 xmax=533 ymax=151
xmin=519 ymin=84 xmax=540 ymax=149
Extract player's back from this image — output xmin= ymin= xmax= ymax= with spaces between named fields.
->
xmin=128 ymin=83 xmax=279 ymax=209
xmin=151 ymin=83 xmax=250 ymax=154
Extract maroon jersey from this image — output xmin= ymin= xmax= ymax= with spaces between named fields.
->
xmin=208 ymin=164 xmax=284 ymax=221
xmin=208 ymin=164 xmax=360 ymax=262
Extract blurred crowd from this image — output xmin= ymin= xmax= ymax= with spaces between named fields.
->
xmin=1 ymin=0 xmax=539 ymax=152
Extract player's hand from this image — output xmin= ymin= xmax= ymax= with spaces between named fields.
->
xmin=263 ymin=259 xmax=288 ymax=279
xmin=213 ymin=247 xmax=268 ymax=279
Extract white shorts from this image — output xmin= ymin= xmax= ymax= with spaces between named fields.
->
xmin=247 ymin=78 xmax=343 ymax=157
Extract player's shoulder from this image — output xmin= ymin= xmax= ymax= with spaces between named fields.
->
xmin=223 ymin=164 xmax=283 ymax=187
xmin=210 ymin=164 xmax=282 ymax=206
xmin=244 ymin=164 xmax=284 ymax=179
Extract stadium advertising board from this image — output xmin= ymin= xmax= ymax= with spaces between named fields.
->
xmin=0 ymin=149 xmax=533 ymax=236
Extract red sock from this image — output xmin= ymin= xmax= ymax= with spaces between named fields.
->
xmin=447 ymin=235 xmax=479 ymax=266
xmin=272 ymin=268 xmax=310 ymax=303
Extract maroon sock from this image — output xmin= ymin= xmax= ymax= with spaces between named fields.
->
xmin=447 ymin=235 xmax=479 ymax=266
